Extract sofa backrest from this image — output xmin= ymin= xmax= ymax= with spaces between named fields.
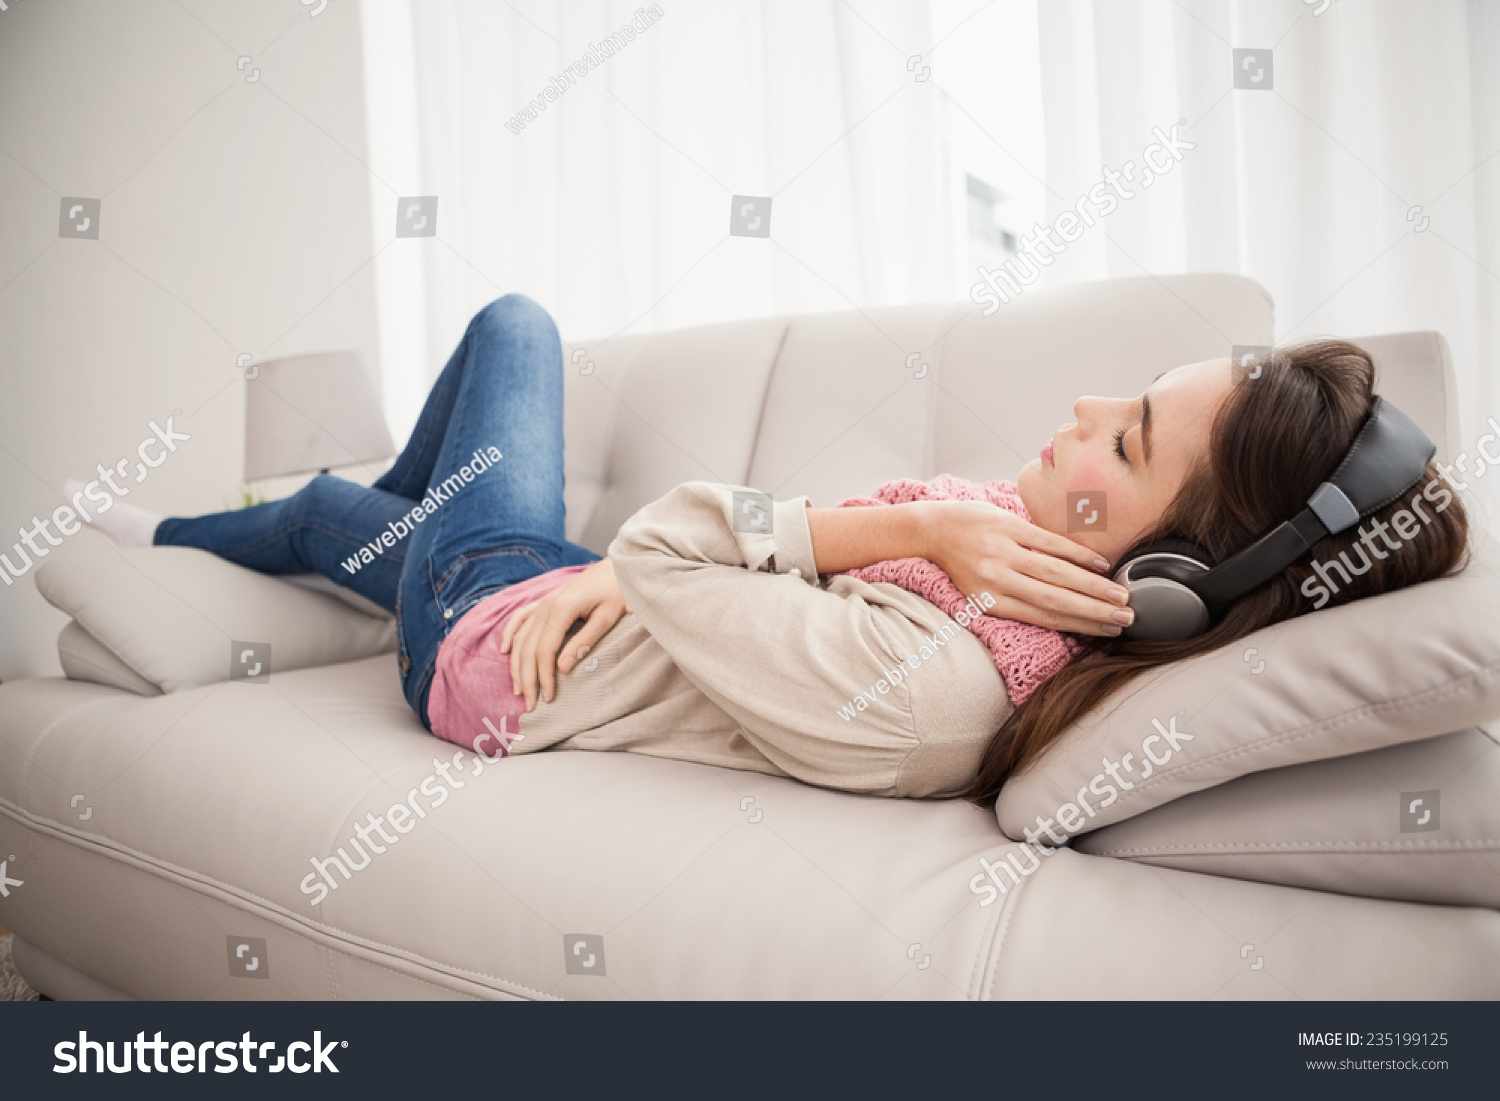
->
xmin=562 ymin=274 xmax=1459 ymax=555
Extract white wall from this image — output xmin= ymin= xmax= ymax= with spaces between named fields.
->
xmin=0 ymin=0 xmax=381 ymax=680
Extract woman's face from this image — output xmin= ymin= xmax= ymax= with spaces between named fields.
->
xmin=1017 ymin=358 xmax=1235 ymax=563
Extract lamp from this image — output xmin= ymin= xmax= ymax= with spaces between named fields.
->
xmin=243 ymin=351 xmax=396 ymax=482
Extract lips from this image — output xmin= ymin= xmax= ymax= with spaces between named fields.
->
xmin=1041 ymin=438 xmax=1054 ymax=467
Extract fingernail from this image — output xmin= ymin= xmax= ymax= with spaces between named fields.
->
xmin=1093 ymin=557 xmax=1111 ymax=572
xmin=1108 ymin=586 xmax=1130 ymax=604
xmin=1102 ymin=624 xmax=1122 ymax=636
xmin=1112 ymin=608 xmax=1134 ymax=625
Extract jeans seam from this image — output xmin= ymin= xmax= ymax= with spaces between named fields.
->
xmin=408 ymin=654 xmax=438 ymax=729
xmin=377 ymin=323 xmax=474 ymax=497
xmin=449 ymin=584 xmax=511 ymax=622
xmin=188 ymin=519 xmax=407 ymax=567
xmin=382 ymin=411 xmax=444 ymax=496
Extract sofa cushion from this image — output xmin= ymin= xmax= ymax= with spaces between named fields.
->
xmin=34 ymin=532 xmax=397 ymax=694
xmin=3 ymin=661 xmax=1497 ymax=1000
xmin=744 ymin=275 xmax=1276 ymax=508
xmin=281 ymin=572 xmax=392 ymax=619
xmin=57 ymin=621 xmax=161 ymax=697
xmin=1075 ymin=724 xmax=1500 ymax=910
xmin=997 ymin=551 xmax=1500 ymax=841
xmin=562 ymin=316 xmax=791 ymax=555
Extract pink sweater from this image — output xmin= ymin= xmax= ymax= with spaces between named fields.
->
xmin=836 ymin=475 xmax=1082 ymax=705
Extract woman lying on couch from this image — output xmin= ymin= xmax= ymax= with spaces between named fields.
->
xmin=109 ymin=295 xmax=1468 ymax=803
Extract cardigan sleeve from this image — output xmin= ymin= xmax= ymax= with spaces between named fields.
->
xmin=608 ymin=482 xmax=1011 ymax=797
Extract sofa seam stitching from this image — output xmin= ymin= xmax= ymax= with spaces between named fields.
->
xmin=14 ymin=696 xmax=122 ymax=972
xmin=1090 ymin=655 xmax=1500 ymax=811
xmin=1086 ymin=838 xmax=1500 ymax=856
xmin=0 ymin=796 xmax=555 ymax=1001
xmin=981 ymin=873 xmax=1027 ymax=1001
xmin=965 ymin=875 xmax=1000 ymax=1000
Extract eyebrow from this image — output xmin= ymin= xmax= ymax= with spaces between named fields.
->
xmin=1141 ymin=393 xmax=1154 ymax=464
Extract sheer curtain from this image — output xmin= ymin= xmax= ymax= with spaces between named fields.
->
xmin=1033 ymin=0 xmax=1498 ymax=520
xmin=358 ymin=0 xmax=1006 ymax=446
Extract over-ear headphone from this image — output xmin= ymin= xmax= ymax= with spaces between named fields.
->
xmin=1111 ymin=395 xmax=1436 ymax=641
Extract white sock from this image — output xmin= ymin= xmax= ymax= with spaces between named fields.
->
xmin=64 ymin=480 xmax=162 ymax=547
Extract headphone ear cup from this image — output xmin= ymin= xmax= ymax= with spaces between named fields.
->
xmin=1111 ymin=538 xmax=1213 ymax=582
xmin=1111 ymin=538 xmax=1215 ymax=641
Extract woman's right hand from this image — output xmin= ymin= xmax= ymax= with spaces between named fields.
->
xmin=917 ymin=500 xmax=1135 ymax=636
xmin=499 ymin=557 xmax=628 ymax=710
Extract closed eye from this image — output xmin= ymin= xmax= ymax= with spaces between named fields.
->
xmin=1113 ymin=427 xmax=1129 ymax=463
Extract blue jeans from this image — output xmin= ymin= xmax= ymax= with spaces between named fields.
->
xmin=155 ymin=294 xmax=599 ymax=727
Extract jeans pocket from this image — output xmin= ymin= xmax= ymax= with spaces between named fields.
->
xmin=433 ymin=545 xmax=551 ymax=619
xmin=394 ymin=586 xmax=412 ymax=678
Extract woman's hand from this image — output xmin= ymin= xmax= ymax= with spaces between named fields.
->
xmin=917 ymin=500 xmax=1134 ymax=636
xmin=499 ymin=557 xmax=627 ymax=711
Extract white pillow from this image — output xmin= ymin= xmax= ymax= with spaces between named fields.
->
xmin=282 ymin=572 xmax=393 ymax=619
xmin=35 ymin=533 xmax=397 ymax=694
xmin=57 ymin=621 xmax=161 ymax=696
xmin=997 ymin=554 xmax=1500 ymax=842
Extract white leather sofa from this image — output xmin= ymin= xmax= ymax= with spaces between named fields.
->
xmin=3 ymin=273 xmax=1498 ymax=1000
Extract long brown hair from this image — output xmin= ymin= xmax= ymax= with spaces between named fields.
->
xmin=965 ymin=339 xmax=1471 ymax=806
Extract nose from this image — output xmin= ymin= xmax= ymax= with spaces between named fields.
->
xmin=1072 ymin=395 xmax=1106 ymax=437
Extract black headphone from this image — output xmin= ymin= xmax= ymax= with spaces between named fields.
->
xmin=1111 ymin=396 xmax=1436 ymax=641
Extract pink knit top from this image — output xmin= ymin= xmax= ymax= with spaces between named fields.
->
xmin=836 ymin=475 xmax=1083 ymax=705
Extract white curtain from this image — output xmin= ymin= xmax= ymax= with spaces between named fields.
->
xmin=359 ymin=0 xmax=1020 ymax=446
xmin=1033 ymin=0 xmax=1499 ymax=519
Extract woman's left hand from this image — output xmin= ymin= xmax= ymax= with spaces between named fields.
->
xmin=920 ymin=500 xmax=1131 ymax=636
xmin=499 ymin=557 xmax=628 ymax=711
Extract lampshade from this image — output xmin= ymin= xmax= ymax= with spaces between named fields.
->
xmin=244 ymin=351 xmax=396 ymax=482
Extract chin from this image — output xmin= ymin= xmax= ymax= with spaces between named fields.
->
xmin=1015 ymin=461 xmax=1047 ymax=522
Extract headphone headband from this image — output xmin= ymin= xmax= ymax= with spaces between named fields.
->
xmin=1117 ymin=395 xmax=1436 ymax=639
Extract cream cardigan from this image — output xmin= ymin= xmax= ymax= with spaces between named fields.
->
xmin=506 ymin=482 xmax=1012 ymax=799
